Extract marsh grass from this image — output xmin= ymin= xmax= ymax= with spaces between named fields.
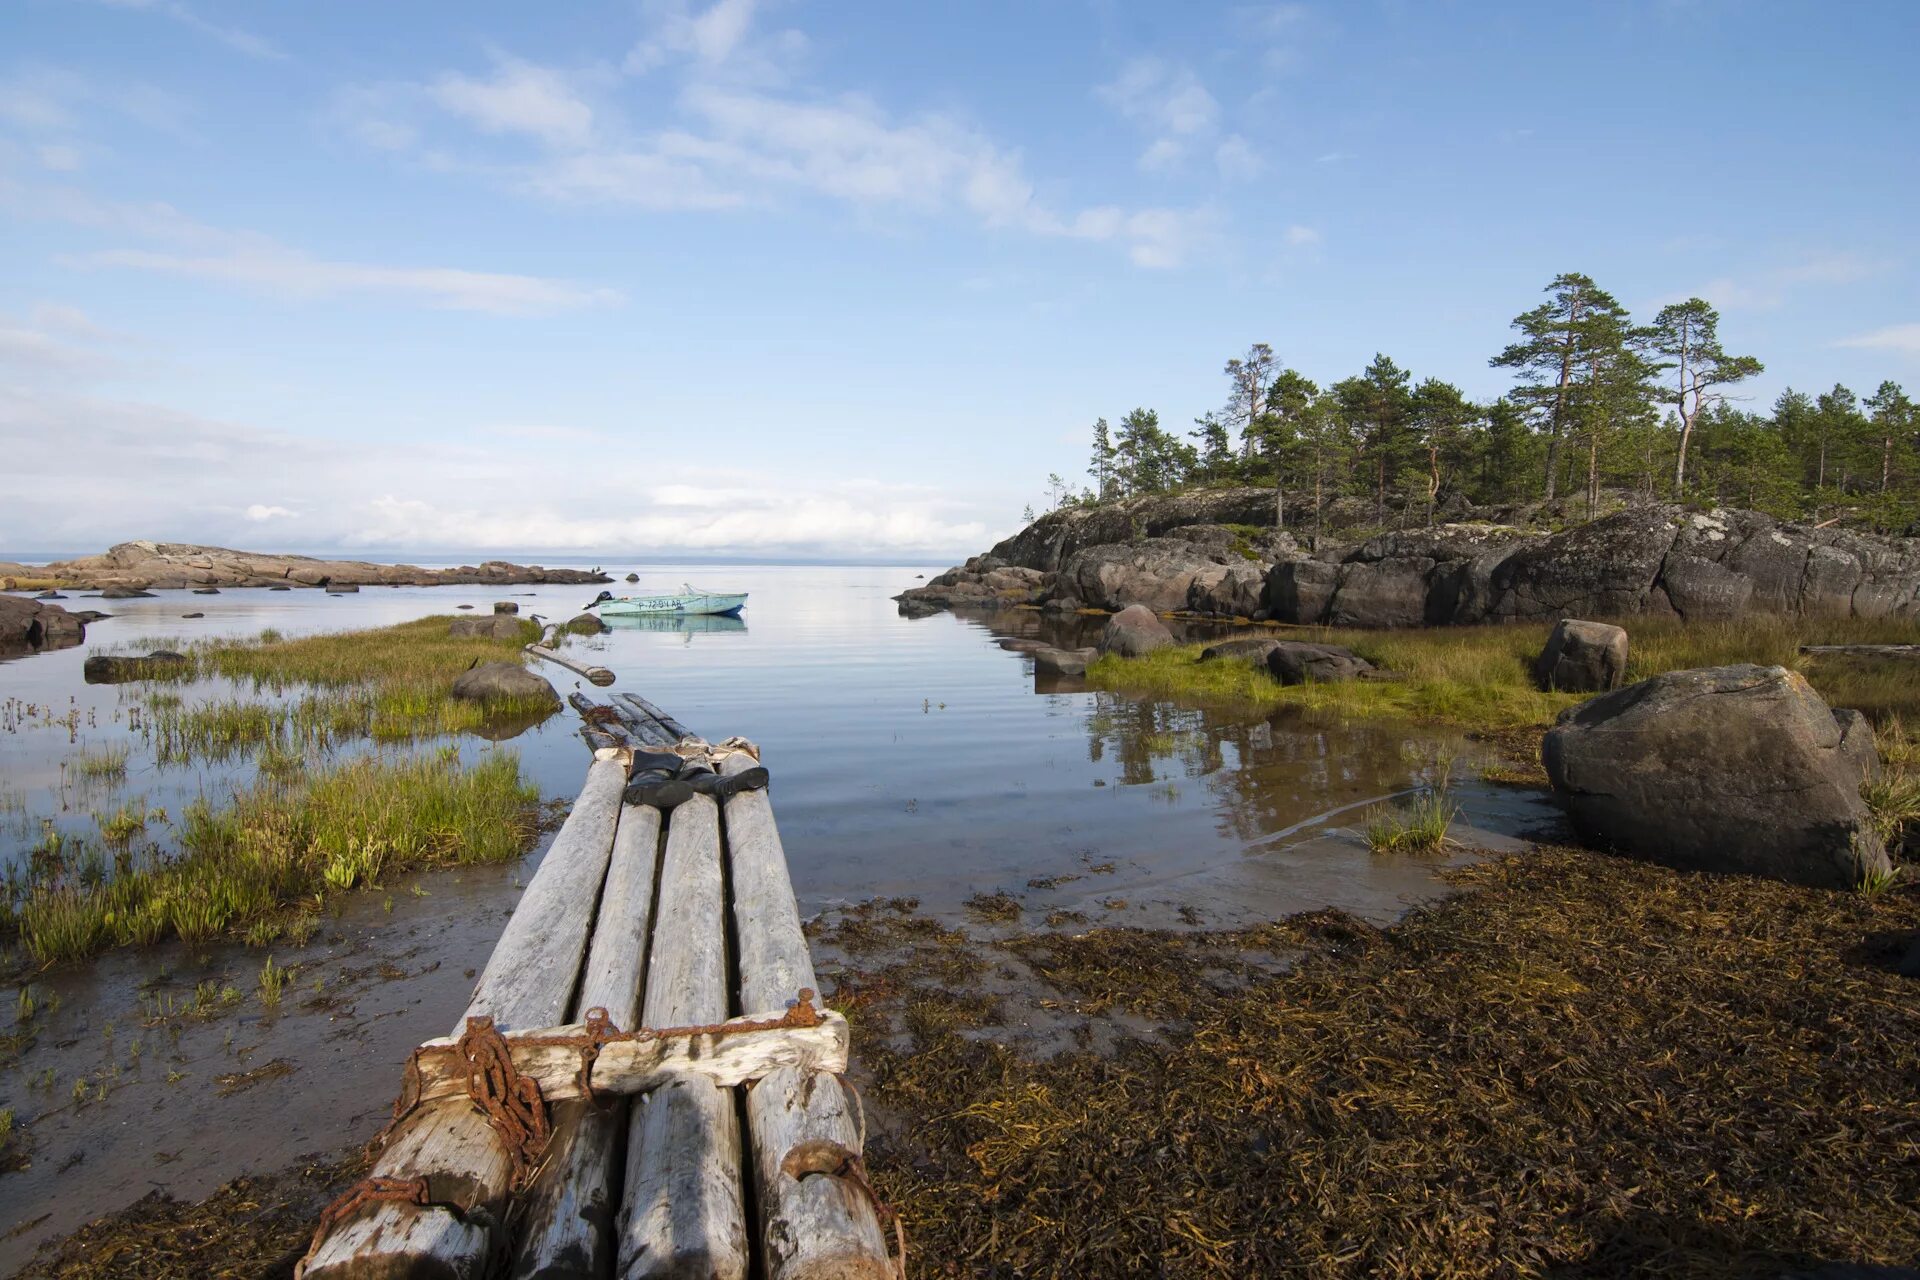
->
xmin=1089 ymin=615 xmax=1920 ymax=733
xmin=134 ymin=616 xmax=553 ymax=762
xmin=69 ymin=745 xmax=130 ymax=781
xmin=10 ymin=750 xmax=540 ymax=965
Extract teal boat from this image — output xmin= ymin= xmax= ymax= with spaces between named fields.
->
xmin=585 ymin=584 xmax=748 ymax=618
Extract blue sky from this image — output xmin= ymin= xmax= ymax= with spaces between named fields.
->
xmin=2 ymin=0 xmax=1915 ymax=558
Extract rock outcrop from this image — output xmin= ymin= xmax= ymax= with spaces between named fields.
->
xmin=1541 ymin=664 xmax=1890 ymax=889
xmin=895 ymin=556 xmax=1051 ymax=614
xmin=987 ymin=488 xmax=1291 ymax=573
xmin=1099 ymin=604 xmax=1175 ymax=658
xmin=25 ymin=541 xmax=611 ymax=590
xmin=451 ymin=662 xmax=559 ymax=705
xmin=1199 ymin=637 xmax=1284 ymax=664
xmin=0 ymin=595 xmax=86 ymax=650
xmin=1533 ymin=619 xmax=1629 ymax=693
xmin=1032 ymin=645 xmax=1099 ymax=676
xmin=1272 ymin=506 xmax=1920 ymax=627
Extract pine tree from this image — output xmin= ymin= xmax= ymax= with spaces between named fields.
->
xmin=1087 ymin=418 xmax=1118 ymax=501
xmin=1647 ymin=298 xmax=1763 ymax=497
xmin=1223 ymin=343 xmax=1276 ymax=459
xmin=1492 ymin=272 xmax=1628 ymax=502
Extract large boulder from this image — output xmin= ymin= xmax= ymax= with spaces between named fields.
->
xmin=449 ymin=615 xmax=526 ymax=641
xmin=1185 ymin=562 xmax=1269 ymax=617
xmin=1055 ymin=537 xmax=1238 ymax=613
xmin=1099 ymin=604 xmax=1175 ymax=658
xmin=0 ymin=596 xmax=86 ymax=649
xmin=1533 ymin=619 xmax=1629 ymax=692
xmin=1266 ymin=642 xmax=1374 ymax=686
xmin=566 ymin=613 xmax=610 ymax=635
xmin=1832 ymin=708 xmax=1882 ymax=784
xmin=451 ymin=662 xmax=559 ymax=705
xmin=1266 ymin=524 xmax=1531 ymax=627
xmin=1542 ymin=665 xmax=1891 ymax=889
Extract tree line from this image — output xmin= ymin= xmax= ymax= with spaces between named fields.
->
xmin=1031 ymin=273 xmax=1918 ymax=538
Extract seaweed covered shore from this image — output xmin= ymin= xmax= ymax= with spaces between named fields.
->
xmin=20 ymin=843 xmax=1917 ymax=1278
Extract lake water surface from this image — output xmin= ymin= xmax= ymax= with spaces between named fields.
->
xmin=0 ymin=563 xmax=1559 ymax=1268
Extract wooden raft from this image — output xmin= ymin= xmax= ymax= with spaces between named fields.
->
xmin=301 ymin=698 xmax=895 ymax=1279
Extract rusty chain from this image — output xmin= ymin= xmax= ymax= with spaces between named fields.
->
xmin=300 ymin=989 xmax=830 ymax=1271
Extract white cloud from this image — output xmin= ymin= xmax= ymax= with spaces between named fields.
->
xmin=37 ymin=144 xmax=83 ymax=171
xmin=3 ymin=176 xmax=623 ymax=315
xmin=626 ymin=0 xmax=805 ymax=77
xmin=1833 ymin=324 xmax=1920 ymax=355
xmin=1283 ymin=224 xmax=1320 ymax=247
xmin=431 ymin=60 xmax=596 ymax=150
xmin=0 ymin=304 xmax=123 ymax=380
xmin=1215 ymin=135 xmax=1262 ymax=181
xmin=65 ymin=246 xmax=624 ymax=315
xmin=1097 ymin=58 xmax=1219 ymax=171
xmin=84 ymin=0 xmax=284 ymax=60
xmin=1657 ymin=251 xmax=1898 ymax=313
xmin=0 ymin=386 xmax=988 ymax=557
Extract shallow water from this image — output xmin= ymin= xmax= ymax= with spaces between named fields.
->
xmin=0 ymin=565 xmax=1561 ymax=1268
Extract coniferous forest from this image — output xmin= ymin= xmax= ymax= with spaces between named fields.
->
xmin=1044 ymin=273 xmax=1920 ymax=537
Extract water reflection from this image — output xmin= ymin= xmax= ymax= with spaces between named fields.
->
xmin=602 ymin=613 xmax=748 ymax=639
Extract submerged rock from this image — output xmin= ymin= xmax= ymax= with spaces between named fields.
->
xmin=1542 ymin=664 xmax=1890 ymax=889
xmin=1099 ymin=604 xmax=1174 ymax=658
xmin=451 ymin=662 xmax=559 ymax=705
xmin=566 ymin=613 xmax=610 ymax=635
xmin=1032 ymin=645 xmax=1099 ymax=676
xmin=493 ymin=601 xmax=518 ymax=614
xmin=192 ymin=587 xmax=220 ymax=595
xmin=100 ymin=585 xmax=156 ymax=599
xmin=1266 ymin=642 xmax=1374 ymax=685
xmin=84 ymin=651 xmax=188 ymax=683
xmin=1533 ymin=619 xmax=1629 ymax=692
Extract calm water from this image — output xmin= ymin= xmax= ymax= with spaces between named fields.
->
xmin=0 ymin=564 xmax=1558 ymax=1267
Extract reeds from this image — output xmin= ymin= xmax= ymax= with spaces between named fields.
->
xmin=12 ymin=750 xmax=539 ymax=965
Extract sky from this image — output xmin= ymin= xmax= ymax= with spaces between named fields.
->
xmin=2 ymin=0 xmax=1916 ymax=560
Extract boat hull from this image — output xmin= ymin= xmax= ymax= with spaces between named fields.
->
xmin=594 ymin=592 xmax=747 ymax=618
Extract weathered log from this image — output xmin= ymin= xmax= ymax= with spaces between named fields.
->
xmin=529 ymin=641 xmax=616 ymax=686
xmin=603 ymin=695 xmax=676 ymax=747
xmin=404 ymin=1012 xmax=848 ymax=1106
xmin=720 ymin=753 xmax=895 ymax=1279
xmin=1799 ymin=644 xmax=1920 ymax=659
xmin=613 ymin=693 xmax=683 ymax=745
xmin=510 ymin=801 xmax=660 ymax=1279
xmin=620 ymin=692 xmax=692 ymax=742
xmin=619 ymin=794 xmax=751 ymax=1278
xmin=302 ymin=757 xmax=629 ymax=1276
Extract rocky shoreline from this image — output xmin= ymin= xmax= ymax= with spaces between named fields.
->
xmin=898 ymin=491 xmax=1920 ymax=626
xmin=0 ymin=540 xmax=612 ymax=592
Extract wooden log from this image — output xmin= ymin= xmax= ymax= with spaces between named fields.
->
xmin=602 ymin=697 xmax=676 ymax=748
xmin=1800 ymin=644 xmax=1920 ymax=658
xmin=509 ymin=801 xmax=663 ymax=1280
xmin=719 ymin=753 xmax=895 ymax=1280
xmin=622 ymin=692 xmax=693 ymax=741
xmin=404 ymin=1011 xmax=849 ymax=1105
xmin=302 ymin=757 xmax=629 ymax=1277
xmin=529 ymin=641 xmax=616 ymax=686
xmin=613 ymin=693 xmax=682 ymax=745
xmin=618 ymin=795 xmax=750 ymax=1279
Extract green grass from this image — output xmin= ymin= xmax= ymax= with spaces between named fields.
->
xmin=11 ymin=749 xmax=540 ymax=965
xmin=69 ymin=745 xmax=130 ymax=781
xmin=1088 ymin=614 xmax=1920 ymax=733
xmin=1363 ymin=788 xmax=1460 ymax=855
xmin=134 ymin=616 xmax=553 ymax=761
